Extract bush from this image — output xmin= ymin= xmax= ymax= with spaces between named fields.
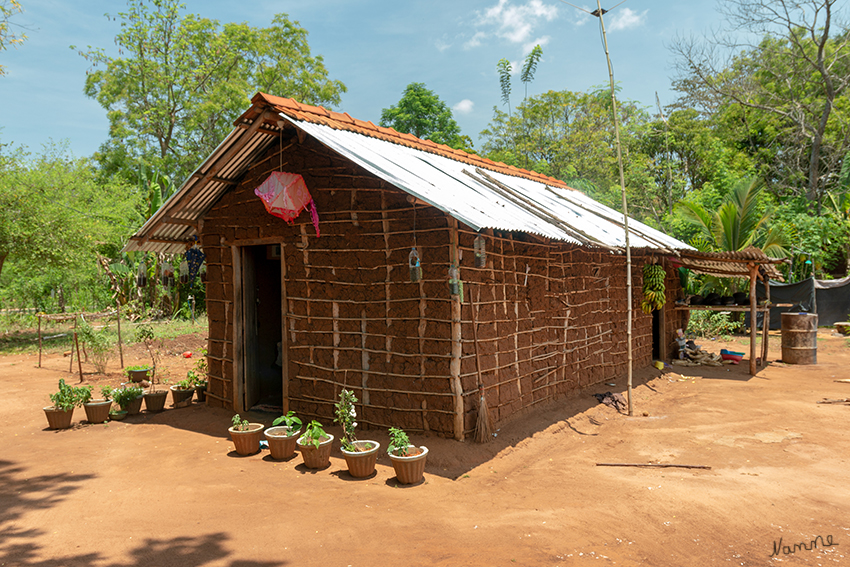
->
xmin=687 ymin=311 xmax=743 ymax=339
xmin=77 ymin=319 xmax=112 ymax=374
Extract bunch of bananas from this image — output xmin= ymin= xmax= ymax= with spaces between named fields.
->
xmin=641 ymin=263 xmax=666 ymax=314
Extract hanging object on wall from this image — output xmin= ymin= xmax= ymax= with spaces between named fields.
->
xmin=136 ymin=261 xmax=148 ymax=288
xmin=409 ymin=248 xmax=422 ymax=282
xmin=474 ymin=235 xmax=487 ymax=268
xmin=254 ymin=171 xmax=320 ymax=237
xmin=448 ymin=264 xmax=464 ymax=302
xmin=160 ymin=261 xmax=174 ymax=288
xmin=185 ymin=242 xmax=205 ymax=280
xmin=179 ymin=260 xmax=189 ymax=285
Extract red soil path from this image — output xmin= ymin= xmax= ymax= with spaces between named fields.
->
xmin=1 ymin=330 xmax=848 ymax=566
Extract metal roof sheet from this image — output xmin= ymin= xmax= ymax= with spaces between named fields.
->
xmin=124 ymin=94 xmax=692 ymax=255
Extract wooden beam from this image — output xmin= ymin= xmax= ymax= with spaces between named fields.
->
xmin=280 ymin=243 xmax=290 ymax=414
xmin=189 ymin=173 xmax=237 ymax=186
xmin=449 ymin=216 xmax=465 ymax=442
xmin=749 ymin=263 xmax=758 ymax=375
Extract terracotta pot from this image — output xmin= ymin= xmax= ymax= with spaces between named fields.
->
xmin=195 ymin=384 xmax=207 ymax=402
xmin=264 ymin=426 xmax=301 ymax=460
xmin=83 ymin=399 xmax=112 ymax=423
xmin=228 ymin=423 xmax=264 ymax=455
xmin=126 ymin=368 xmax=150 ymax=383
xmin=296 ymin=434 xmax=334 ymax=469
xmin=44 ymin=406 xmax=74 ymax=430
xmin=341 ymin=440 xmax=380 ymax=478
xmin=389 ymin=445 xmax=428 ymax=485
xmin=170 ymin=385 xmax=195 ymax=407
xmin=143 ymin=390 xmax=168 ymax=412
xmin=109 ymin=410 xmax=128 ymax=421
xmin=125 ymin=394 xmax=144 ymax=416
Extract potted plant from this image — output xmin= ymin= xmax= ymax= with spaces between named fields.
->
xmin=170 ymin=378 xmax=195 ymax=407
xmin=113 ymin=383 xmax=144 ymax=416
xmin=124 ymin=364 xmax=151 ymax=383
xmin=188 ymin=348 xmax=208 ymax=402
xmin=43 ymin=379 xmax=84 ymax=429
xmin=335 ymin=389 xmax=380 ymax=478
xmin=387 ymin=426 xmax=428 ymax=485
xmin=296 ymin=420 xmax=334 ymax=469
xmin=264 ymin=410 xmax=302 ymax=460
xmin=81 ymin=385 xmax=113 ymax=424
xmin=228 ymin=414 xmax=264 ymax=456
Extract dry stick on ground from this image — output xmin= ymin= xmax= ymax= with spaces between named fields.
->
xmin=596 ymin=463 xmax=712 ymax=470
xmin=817 ymin=398 xmax=850 ymax=405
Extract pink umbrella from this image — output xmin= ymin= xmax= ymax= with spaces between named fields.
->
xmin=254 ymin=172 xmax=320 ymax=236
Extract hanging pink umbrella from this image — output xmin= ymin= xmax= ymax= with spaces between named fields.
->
xmin=254 ymin=172 xmax=320 ymax=236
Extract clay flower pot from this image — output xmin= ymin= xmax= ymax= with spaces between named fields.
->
xmin=296 ymin=434 xmax=334 ymax=469
xmin=228 ymin=423 xmax=264 ymax=455
xmin=126 ymin=368 xmax=150 ymax=383
xmin=341 ymin=440 xmax=380 ymax=478
xmin=43 ymin=406 xmax=74 ymax=430
xmin=389 ymin=445 xmax=428 ymax=485
xmin=125 ymin=393 xmax=144 ymax=416
xmin=143 ymin=390 xmax=168 ymax=412
xmin=109 ymin=410 xmax=128 ymax=421
xmin=264 ymin=426 xmax=301 ymax=460
xmin=195 ymin=384 xmax=207 ymax=403
xmin=170 ymin=385 xmax=195 ymax=407
xmin=83 ymin=399 xmax=112 ymax=424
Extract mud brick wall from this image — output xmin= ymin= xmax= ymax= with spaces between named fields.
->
xmin=200 ymin=129 xmax=684 ymax=438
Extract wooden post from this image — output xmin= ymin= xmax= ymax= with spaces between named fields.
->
xmin=280 ymin=244 xmax=290 ymax=413
xmin=761 ymin=276 xmax=771 ymax=365
xmin=233 ymin=245 xmax=244 ymax=412
xmin=449 ymin=217 xmax=464 ymax=441
xmin=69 ymin=318 xmax=75 ymax=373
xmin=749 ymin=263 xmax=758 ymax=375
xmin=116 ymin=301 xmax=124 ymax=368
xmin=74 ymin=323 xmax=84 ymax=383
xmin=38 ymin=314 xmax=42 ymax=368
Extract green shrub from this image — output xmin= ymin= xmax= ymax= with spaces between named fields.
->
xmin=687 ymin=311 xmax=743 ymax=339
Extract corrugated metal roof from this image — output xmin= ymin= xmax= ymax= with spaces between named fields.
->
xmin=124 ymin=94 xmax=691 ymax=254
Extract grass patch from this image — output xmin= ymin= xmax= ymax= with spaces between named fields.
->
xmin=0 ymin=316 xmax=207 ymax=356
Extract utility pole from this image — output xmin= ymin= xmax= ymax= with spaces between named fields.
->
xmin=592 ymin=1 xmax=633 ymax=416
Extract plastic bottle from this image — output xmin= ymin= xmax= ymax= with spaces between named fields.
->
xmin=474 ymin=235 xmax=486 ymax=268
xmin=408 ymin=248 xmax=422 ymax=282
xmin=448 ymin=264 xmax=460 ymax=296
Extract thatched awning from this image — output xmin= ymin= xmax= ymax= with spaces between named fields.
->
xmin=668 ymin=247 xmax=786 ymax=281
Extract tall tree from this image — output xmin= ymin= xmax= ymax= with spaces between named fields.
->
xmin=379 ymin=82 xmax=472 ymax=151
xmin=0 ymin=0 xmax=25 ymax=76
xmin=78 ymin=0 xmax=346 ymax=182
xmin=671 ymin=0 xmax=850 ymax=208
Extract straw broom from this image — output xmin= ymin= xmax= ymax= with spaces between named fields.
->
xmin=471 ymin=285 xmax=492 ymax=443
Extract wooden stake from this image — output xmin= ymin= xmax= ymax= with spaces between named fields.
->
xmin=749 ymin=263 xmax=758 ymax=376
xmin=38 ymin=314 xmax=42 ymax=368
xmin=74 ymin=324 xmax=83 ymax=383
xmin=596 ymin=463 xmax=711 ymax=470
xmin=116 ymin=301 xmax=124 ymax=368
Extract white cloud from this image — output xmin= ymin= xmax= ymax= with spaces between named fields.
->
xmin=464 ymin=31 xmax=487 ymax=49
xmin=435 ymin=38 xmax=452 ymax=52
xmin=606 ymin=8 xmax=647 ymax=31
xmin=453 ymin=99 xmax=475 ymax=114
xmin=471 ymin=0 xmax=559 ymax=45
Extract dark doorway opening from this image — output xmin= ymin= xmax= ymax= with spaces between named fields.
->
xmin=652 ymin=309 xmax=661 ymax=360
xmin=242 ymin=245 xmax=283 ymax=412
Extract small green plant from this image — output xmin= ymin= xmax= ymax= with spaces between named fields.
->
xmin=388 ymin=426 xmax=411 ymax=456
xmin=124 ymin=364 xmax=150 ymax=373
xmin=101 ymin=385 xmax=113 ymax=401
xmin=334 ymin=389 xmax=359 ymax=451
xmin=190 ymin=348 xmax=208 ymax=387
xmin=299 ymin=420 xmax=328 ymax=449
xmin=231 ymin=414 xmax=250 ymax=431
xmin=112 ymin=384 xmax=143 ymax=411
xmin=78 ymin=319 xmax=112 ymax=374
xmin=135 ymin=323 xmax=157 ymax=382
xmin=686 ymin=311 xmax=744 ymax=339
xmin=175 ymin=378 xmax=193 ymax=389
xmin=77 ymin=385 xmax=93 ymax=405
xmin=49 ymin=379 xmax=86 ymax=411
xmin=272 ymin=410 xmax=302 ymax=434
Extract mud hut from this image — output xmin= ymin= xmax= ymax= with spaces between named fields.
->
xmin=126 ymin=93 xmax=690 ymax=440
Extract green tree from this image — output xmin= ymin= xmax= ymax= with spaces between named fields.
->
xmin=380 ymin=82 xmax=471 ymax=151
xmin=78 ymin=0 xmax=346 ymax=182
xmin=0 ymin=0 xmax=25 ymax=76
xmin=0 ymin=143 xmax=142 ymax=310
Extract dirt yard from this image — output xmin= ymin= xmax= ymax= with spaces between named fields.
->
xmin=1 ymin=330 xmax=848 ymax=566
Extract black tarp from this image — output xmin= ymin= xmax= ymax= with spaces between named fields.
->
xmin=753 ymin=276 xmax=850 ymax=329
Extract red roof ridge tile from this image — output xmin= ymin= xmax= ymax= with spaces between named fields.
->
xmin=255 ymin=93 xmax=570 ymax=190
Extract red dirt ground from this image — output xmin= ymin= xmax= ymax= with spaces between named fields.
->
xmin=1 ymin=330 xmax=849 ymax=566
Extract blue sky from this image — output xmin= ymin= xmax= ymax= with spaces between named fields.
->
xmin=0 ymin=0 xmax=725 ymax=159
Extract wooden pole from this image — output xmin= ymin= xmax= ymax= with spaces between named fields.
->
xmin=594 ymin=1 xmax=633 ymax=415
xmin=38 ymin=314 xmax=43 ymax=368
xmin=749 ymin=263 xmax=758 ymax=375
xmin=761 ymin=276 xmax=771 ymax=365
xmin=74 ymin=324 xmax=84 ymax=383
xmin=449 ymin=217 xmax=465 ymax=441
xmin=69 ymin=318 xmax=75 ymax=373
xmin=116 ymin=301 xmax=124 ymax=369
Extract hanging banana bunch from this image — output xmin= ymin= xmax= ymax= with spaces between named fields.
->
xmin=641 ymin=263 xmax=666 ymax=314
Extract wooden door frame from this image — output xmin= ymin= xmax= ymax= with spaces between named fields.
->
xmin=232 ymin=239 xmax=289 ymax=414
